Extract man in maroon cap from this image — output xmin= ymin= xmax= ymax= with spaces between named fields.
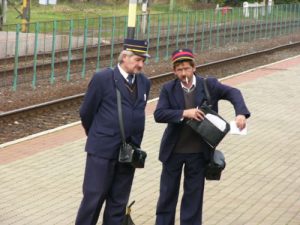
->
xmin=154 ymin=48 xmax=250 ymax=225
xmin=75 ymin=39 xmax=151 ymax=225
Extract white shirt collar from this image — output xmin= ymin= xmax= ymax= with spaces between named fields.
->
xmin=181 ymin=75 xmax=196 ymax=92
xmin=118 ymin=64 xmax=135 ymax=83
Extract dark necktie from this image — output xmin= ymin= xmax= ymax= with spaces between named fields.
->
xmin=127 ymin=74 xmax=134 ymax=85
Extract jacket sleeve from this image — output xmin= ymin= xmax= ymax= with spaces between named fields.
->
xmin=208 ymin=77 xmax=251 ymax=118
xmin=79 ymin=73 xmax=103 ymax=135
xmin=154 ymin=85 xmax=184 ymax=123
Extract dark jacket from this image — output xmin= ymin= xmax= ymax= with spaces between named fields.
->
xmin=154 ymin=75 xmax=250 ymax=163
xmin=80 ymin=67 xmax=151 ymax=159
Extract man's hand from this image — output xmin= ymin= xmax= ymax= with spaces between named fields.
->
xmin=183 ymin=108 xmax=205 ymax=121
xmin=235 ymin=115 xmax=246 ymax=130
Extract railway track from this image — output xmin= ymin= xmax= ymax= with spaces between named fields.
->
xmin=1 ymin=41 xmax=300 ymax=144
xmin=0 ymin=20 xmax=299 ymax=87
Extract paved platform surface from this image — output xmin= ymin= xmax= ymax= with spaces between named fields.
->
xmin=0 ymin=56 xmax=300 ymax=225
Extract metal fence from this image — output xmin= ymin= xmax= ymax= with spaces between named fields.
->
xmin=0 ymin=4 xmax=300 ymax=90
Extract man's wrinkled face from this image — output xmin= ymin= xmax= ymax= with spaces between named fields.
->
xmin=173 ymin=61 xmax=196 ymax=84
xmin=122 ymin=54 xmax=146 ymax=74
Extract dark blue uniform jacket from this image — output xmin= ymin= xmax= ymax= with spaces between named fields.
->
xmin=80 ymin=67 xmax=151 ymax=159
xmin=154 ymin=75 xmax=250 ymax=163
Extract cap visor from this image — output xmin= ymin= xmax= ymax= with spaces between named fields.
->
xmin=135 ymin=52 xmax=151 ymax=58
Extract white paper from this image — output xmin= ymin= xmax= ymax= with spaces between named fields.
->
xmin=205 ymin=114 xmax=227 ymax=132
xmin=230 ymin=121 xmax=247 ymax=135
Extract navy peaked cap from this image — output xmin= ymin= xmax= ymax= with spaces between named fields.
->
xmin=123 ymin=38 xmax=150 ymax=58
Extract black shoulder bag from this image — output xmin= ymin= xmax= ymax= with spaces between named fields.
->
xmin=116 ymin=88 xmax=147 ymax=168
xmin=186 ymin=78 xmax=228 ymax=180
xmin=186 ymin=78 xmax=230 ymax=149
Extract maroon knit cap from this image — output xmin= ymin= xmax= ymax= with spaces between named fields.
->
xmin=171 ymin=49 xmax=194 ymax=63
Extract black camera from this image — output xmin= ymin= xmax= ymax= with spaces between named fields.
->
xmin=118 ymin=143 xmax=147 ymax=168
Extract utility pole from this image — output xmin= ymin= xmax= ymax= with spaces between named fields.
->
xmin=21 ymin=0 xmax=30 ymax=32
xmin=0 ymin=0 xmax=3 ymax=30
xmin=127 ymin=0 xmax=137 ymax=39
xmin=0 ymin=0 xmax=7 ymax=30
xmin=141 ymin=0 xmax=149 ymax=34
xmin=169 ymin=0 xmax=175 ymax=11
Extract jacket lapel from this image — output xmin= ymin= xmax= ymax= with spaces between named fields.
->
xmin=173 ymin=79 xmax=185 ymax=109
xmin=134 ymin=75 xmax=144 ymax=107
xmin=113 ymin=67 xmax=132 ymax=103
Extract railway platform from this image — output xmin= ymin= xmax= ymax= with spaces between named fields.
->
xmin=0 ymin=55 xmax=300 ymax=225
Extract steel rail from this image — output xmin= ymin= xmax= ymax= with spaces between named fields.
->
xmin=1 ymin=40 xmax=300 ymax=119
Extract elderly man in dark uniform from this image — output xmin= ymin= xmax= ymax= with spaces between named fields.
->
xmin=75 ymin=39 xmax=151 ymax=225
xmin=154 ymin=49 xmax=250 ymax=225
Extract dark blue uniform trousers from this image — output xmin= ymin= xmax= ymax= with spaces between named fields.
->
xmin=75 ymin=153 xmax=135 ymax=225
xmin=155 ymin=153 xmax=206 ymax=225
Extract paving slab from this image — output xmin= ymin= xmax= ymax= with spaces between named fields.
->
xmin=0 ymin=56 xmax=300 ymax=225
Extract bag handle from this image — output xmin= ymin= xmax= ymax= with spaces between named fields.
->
xmin=202 ymin=77 xmax=217 ymax=161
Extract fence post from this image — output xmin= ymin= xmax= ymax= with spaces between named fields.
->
xmin=50 ymin=20 xmax=57 ymax=84
xmin=253 ymin=2 xmax=258 ymax=19
xmin=216 ymin=10 xmax=220 ymax=48
xmin=123 ymin=16 xmax=128 ymax=39
xmin=292 ymin=4 xmax=296 ymax=34
xmin=136 ymin=14 xmax=140 ymax=39
xmin=269 ymin=5 xmax=274 ymax=37
xmin=66 ymin=19 xmax=73 ymax=82
xmin=81 ymin=18 xmax=88 ymax=78
xmin=110 ymin=16 xmax=116 ymax=68
xmin=248 ymin=12 xmax=252 ymax=41
xmin=242 ymin=8 xmax=246 ymax=42
xmin=230 ymin=8 xmax=234 ymax=43
xmin=175 ymin=12 xmax=181 ymax=50
xmin=201 ymin=11 xmax=206 ymax=51
xmin=254 ymin=8 xmax=258 ymax=40
xmin=264 ymin=5 xmax=269 ymax=38
xmin=185 ymin=11 xmax=190 ymax=48
xmin=209 ymin=10 xmax=213 ymax=49
xmin=96 ymin=16 xmax=102 ymax=71
xmin=236 ymin=8 xmax=241 ymax=43
xmin=164 ymin=13 xmax=171 ymax=60
xmin=288 ymin=4 xmax=292 ymax=34
xmin=284 ymin=5 xmax=288 ymax=34
xmin=273 ymin=5 xmax=278 ymax=37
xmin=32 ymin=22 xmax=39 ymax=89
xmin=145 ymin=13 xmax=151 ymax=64
xmin=155 ymin=14 xmax=161 ymax=62
xmin=223 ymin=10 xmax=227 ymax=46
xmin=297 ymin=4 xmax=300 ymax=32
xmin=13 ymin=24 xmax=20 ymax=91
xmin=279 ymin=5 xmax=282 ymax=35
xmin=192 ymin=12 xmax=198 ymax=53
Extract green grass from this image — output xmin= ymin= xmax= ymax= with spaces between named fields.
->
xmin=5 ymin=2 xmax=196 ymax=25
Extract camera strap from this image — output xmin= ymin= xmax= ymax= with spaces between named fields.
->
xmin=116 ymin=88 xmax=126 ymax=144
xmin=203 ymin=77 xmax=212 ymax=108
